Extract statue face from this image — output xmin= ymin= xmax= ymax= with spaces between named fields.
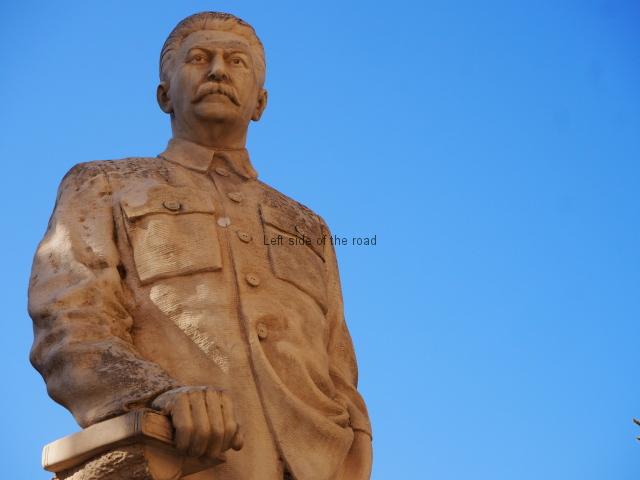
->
xmin=161 ymin=29 xmax=265 ymax=128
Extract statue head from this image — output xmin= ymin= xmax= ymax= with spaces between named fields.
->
xmin=157 ymin=12 xmax=268 ymax=148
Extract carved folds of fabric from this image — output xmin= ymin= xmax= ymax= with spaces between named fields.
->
xmin=260 ymin=202 xmax=328 ymax=312
xmin=121 ymin=186 xmax=222 ymax=284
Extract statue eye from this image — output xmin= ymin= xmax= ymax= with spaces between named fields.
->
xmin=189 ymin=54 xmax=207 ymax=64
xmin=230 ymin=57 xmax=244 ymax=66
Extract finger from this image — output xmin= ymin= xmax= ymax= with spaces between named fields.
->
xmin=171 ymin=394 xmax=193 ymax=454
xmin=204 ymin=390 xmax=224 ymax=459
xmin=187 ymin=391 xmax=211 ymax=458
xmin=219 ymin=392 xmax=239 ymax=453
xmin=231 ymin=427 xmax=244 ymax=451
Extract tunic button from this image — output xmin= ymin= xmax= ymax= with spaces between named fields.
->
xmin=227 ymin=191 xmax=243 ymax=203
xmin=256 ymin=322 xmax=268 ymax=340
xmin=215 ymin=167 xmax=230 ymax=177
xmin=237 ymin=231 xmax=252 ymax=243
xmin=245 ymin=273 xmax=260 ymax=287
xmin=163 ymin=200 xmax=181 ymax=212
xmin=217 ymin=216 xmax=231 ymax=227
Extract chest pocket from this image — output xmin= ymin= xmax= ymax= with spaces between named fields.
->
xmin=260 ymin=203 xmax=328 ymax=313
xmin=121 ymin=186 xmax=222 ymax=284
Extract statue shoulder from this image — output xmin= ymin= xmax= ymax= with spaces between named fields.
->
xmin=60 ymin=157 xmax=168 ymax=191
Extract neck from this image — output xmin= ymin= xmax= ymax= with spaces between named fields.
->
xmin=171 ymin=119 xmax=248 ymax=150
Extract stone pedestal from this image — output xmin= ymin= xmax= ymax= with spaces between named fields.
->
xmin=43 ymin=410 xmax=219 ymax=480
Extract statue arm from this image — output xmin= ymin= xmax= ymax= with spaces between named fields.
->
xmin=28 ymin=163 xmax=180 ymax=428
xmin=320 ymin=218 xmax=372 ymax=440
xmin=320 ymin=219 xmax=373 ymax=479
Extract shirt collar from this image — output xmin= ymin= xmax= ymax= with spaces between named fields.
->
xmin=158 ymin=137 xmax=258 ymax=179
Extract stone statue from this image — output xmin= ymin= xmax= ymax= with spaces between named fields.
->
xmin=28 ymin=11 xmax=372 ymax=480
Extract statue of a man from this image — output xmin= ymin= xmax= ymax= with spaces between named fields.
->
xmin=28 ymin=11 xmax=371 ymax=480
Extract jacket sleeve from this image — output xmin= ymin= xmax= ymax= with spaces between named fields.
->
xmin=28 ymin=162 xmax=180 ymax=428
xmin=320 ymin=218 xmax=372 ymax=440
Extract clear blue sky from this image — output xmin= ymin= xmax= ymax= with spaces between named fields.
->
xmin=1 ymin=1 xmax=639 ymax=478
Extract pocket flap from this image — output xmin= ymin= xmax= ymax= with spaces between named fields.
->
xmin=121 ymin=186 xmax=215 ymax=220
xmin=260 ymin=203 xmax=325 ymax=261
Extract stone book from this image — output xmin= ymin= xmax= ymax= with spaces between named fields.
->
xmin=43 ymin=409 xmax=218 ymax=479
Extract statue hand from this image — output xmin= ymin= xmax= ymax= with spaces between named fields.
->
xmin=151 ymin=386 xmax=244 ymax=460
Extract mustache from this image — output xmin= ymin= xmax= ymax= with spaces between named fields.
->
xmin=193 ymin=82 xmax=240 ymax=106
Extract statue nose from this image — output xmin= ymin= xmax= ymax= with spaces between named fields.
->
xmin=207 ymin=57 xmax=228 ymax=82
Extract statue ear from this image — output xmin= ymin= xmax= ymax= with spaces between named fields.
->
xmin=252 ymin=89 xmax=268 ymax=121
xmin=157 ymin=81 xmax=173 ymax=114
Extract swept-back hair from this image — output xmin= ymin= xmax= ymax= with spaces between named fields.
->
xmin=160 ymin=12 xmax=266 ymax=86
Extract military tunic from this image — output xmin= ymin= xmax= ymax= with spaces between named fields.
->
xmin=28 ymin=138 xmax=372 ymax=480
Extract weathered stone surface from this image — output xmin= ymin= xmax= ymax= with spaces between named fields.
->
xmin=30 ymin=11 xmax=372 ymax=480
xmin=55 ymin=446 xmax=153 ymax=480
